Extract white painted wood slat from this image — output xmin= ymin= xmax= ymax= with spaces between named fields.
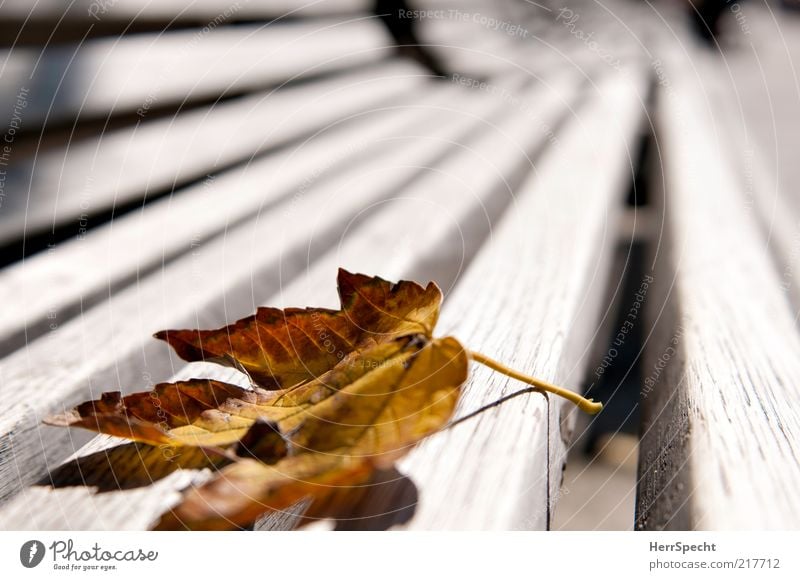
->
xmin=0 ymin=76 xmax=450 ymax=356
xmin=0 ymin=77 xmax=513 ymax=509
xmin=700 ymin=58 xmax=800 ymax=320
xmin=0 ymin=19 xmax=391 ymax=128
xmin=636 ymin=63 xmax=800 ymax=530
xmin=0 ymin=69 xmax=647 ymax=530
xmin=0 ymin=0 xmax=370 ymax=24
xmin=0 ymin=70 xmax=579 ymax=530
xmin=396 ymin=70 xmax=645 ymax=530
xmin=0 ymin=62 xmax=425 ymax=245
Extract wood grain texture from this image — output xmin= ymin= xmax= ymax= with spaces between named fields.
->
xmin=0 ymin=0 xmax=659 ymax=530
xmin=1 ymin=68 xmax=648 ymax=531
xmin=394 ymin=70 xmax=645 ymax=530
xmin=0 ymin=77 xmax=451 ymax=356
xmin=0 ymin=78 xmax=513 ymax=510
xmin=0 ymin=69 xmax=579 ymax=529
xmin=0 ymin=62 xmax=422 ymax=245
xmin=0 ymin=0 xmax=371 ymax=44
xmin=0 ymin=19 xmax=390 ymax=128
xmin=701 ymin=54 xmax=800 ymax=320
xmin=0 ymin=364 xmax=246 ymax=531
xmin=0 ymin=0 xmax=369 ymax=22
xmin=636 ymin=58 xmax=800 ymax=530
xmin=419 ymin=0 xmax=652 ymax=81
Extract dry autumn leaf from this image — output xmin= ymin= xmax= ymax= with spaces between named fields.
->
xmin=154 ymin=335 xmax=468 ymax=530
xmin=46 ymin=268 xmax=601 ymax=530
xmin=154 ymin=269 xmax=441 ymax=388
xmin=154 ymin=455 xmax=375 ymax=531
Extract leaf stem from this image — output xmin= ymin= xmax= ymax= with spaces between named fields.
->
xmin=467 ymin=350 xmax=603 ymax=415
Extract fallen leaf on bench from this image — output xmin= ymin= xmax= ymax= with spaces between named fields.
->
xmin=154 ymin=269 xmax=441 ymax=388
xmin=46 ymin=271 xmax=451 ymax=448
xmin=45 ymin=268 xmax=601 ymax=530
xmin=47 ymin=335 xmax=466 ymax=454
xmin=154 ymin=335 xmax=467 ymax=530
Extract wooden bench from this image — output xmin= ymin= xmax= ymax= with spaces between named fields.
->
xmin=635 ymin=36 xmax=800 ymax=529
xmin=1 ymin=0 xmax=655 ymax=530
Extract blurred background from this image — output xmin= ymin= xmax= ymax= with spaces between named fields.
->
xmin=1 ymin=0 xmax=799 ymax=530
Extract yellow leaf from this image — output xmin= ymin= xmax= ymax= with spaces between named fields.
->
xmin=155 ymin=336 xmax=468 ymax=530
xmin=44 ymin=269 xmax=601 ymax=530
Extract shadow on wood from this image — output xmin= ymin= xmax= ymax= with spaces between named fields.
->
xmin=40 ymin=443 xmax=224 ymax=492
xmin=332 ymin=467 xmax=419 ymax=530
xmin=252 ymin=466 xmax=419 ymax=531
xmin=40 ymin=443 xmax=418 ymax=530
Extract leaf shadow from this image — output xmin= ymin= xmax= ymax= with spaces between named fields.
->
xmin=40 ymin=442 xmax=226 ymax=492
xmin=253 ymin=466 xmax=419 ymax=531
xmin=332 ymin=466 xmax=419 ymax=531
xmin=42 ymin=444 xmax=418 ymax=530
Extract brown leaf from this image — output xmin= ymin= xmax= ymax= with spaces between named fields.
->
xmin=154 ymin=336 xmax=468 ymax=530
xmin=154 ymin=268 xmax=441 ymax=388
xmin=45 ymin=269 xmax=601 ymax=531
xmin=153 ymin=455 xmax=374 ymax=531
xmin=45 ymin=336 xmax=436 ymax=449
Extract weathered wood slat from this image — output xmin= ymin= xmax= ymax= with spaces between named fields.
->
xmin=0 ymin=0 xmax=369 ymax=22
xmin=261 ymin=72 xmax=586 ymax=311
xmin=636 ymin=62 xmax=800 ymax=530
xmin=0 ymin=0 xmax=371 ymax=44
xmin=251 ymin=68 xmax=646 ymax=530
xmin=0 ymin=76 xmax=515 ymax=509
xmin=0 ymin=363 xmax=249 ymax=531
xmin=702 ymin=56 xmax=800 ymax=318
xmin=0 ymin=19 xmax=390 ymax=129
xmin=0 ymin=62 xmax=423 ymax=246
xmin=0 ymin=69 xmax=648 ymax=530
xmin=416 ymin=16 xmax=523 ymax=76
xmin=0 ymin=76 xmax=454 ymax=356
xmin=419 ymin=1 xmax=650 ymax=85
xmin=0 ymin=70 xmax=583 ymax=530
xmin=395 ymin=70 xmax=646 ymax=530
